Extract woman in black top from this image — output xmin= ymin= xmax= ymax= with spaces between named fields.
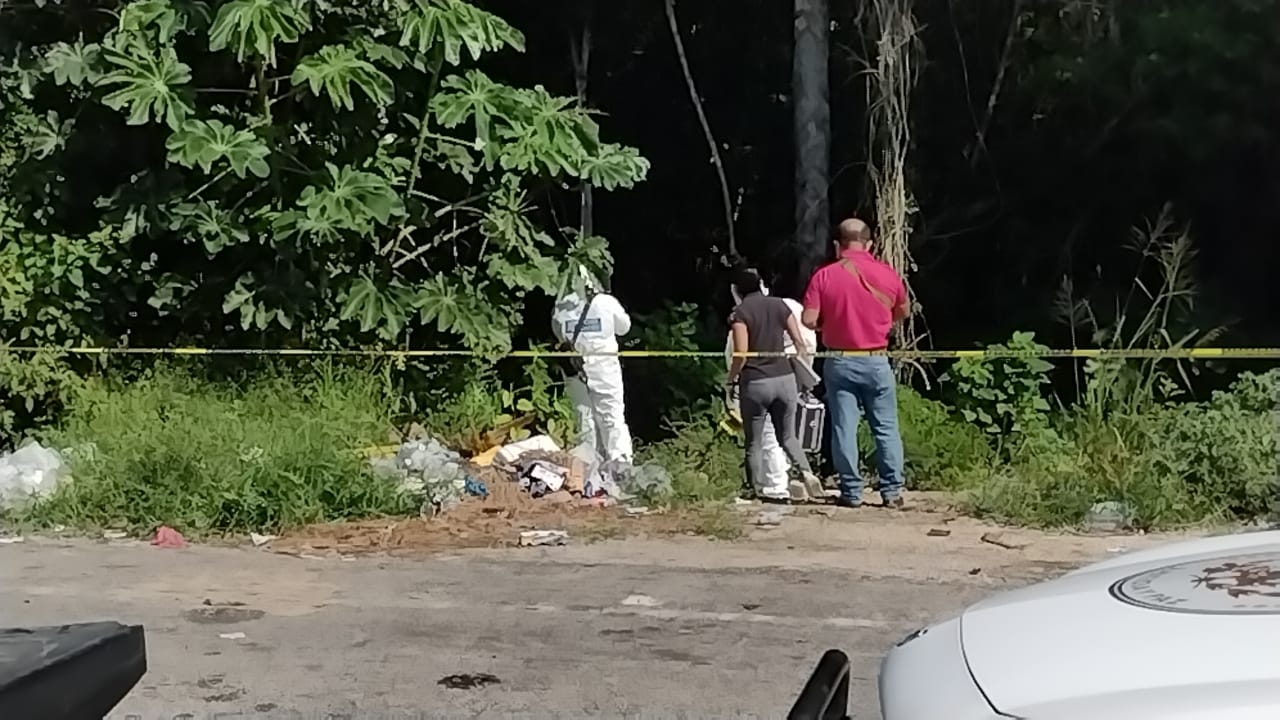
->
xmin=726 ymin=269 xmax=820 ymax=503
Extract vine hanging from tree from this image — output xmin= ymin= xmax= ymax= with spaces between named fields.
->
xmin=861 ymin=0 xmax=923 ymax=353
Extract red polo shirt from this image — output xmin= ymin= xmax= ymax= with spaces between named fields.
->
xmin=802 ymin=249 xmax=906 ymax=350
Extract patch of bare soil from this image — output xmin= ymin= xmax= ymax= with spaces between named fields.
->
xmin=272 ymin=475 xmax=696 ymax=556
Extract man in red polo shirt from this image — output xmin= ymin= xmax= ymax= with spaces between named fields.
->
xmin=802 ymin=218 xmax=911 ymax=508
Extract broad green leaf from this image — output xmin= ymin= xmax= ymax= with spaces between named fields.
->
xmin=118 ymin=0 xmax=211 ymax=43
xmin=23 ymin=111 xmax=72 ymax=160
xmin=581 ymin=144 xmax=651 ymax=190
xmin=430 ymin=70 xmax=514 ymax=148
xmin=169 ymin=200 xmax=251 ymax=255
xmin=43 ymin=40 xmax=102 ymax=87
xmin=221 ymin=276 xmax=256 ymax=329
xmin=353 ymin=38 xmax=410 ymax=69
xmin=166 ymin=118 xmax=271 ymax=178
xmin=338 ymin=275 xmax=411 ymax=339
xmin=291 ymin=45 xmax=395 ymax=110
xmin=97 ymin=38 xmax=193 ymax=130
xmin=208 ymin=0 xmax=310 ymax=67
xmin=396 ymin=0 xmax=525 ymax=66
xmin=295 ymin=163 xmax=405 ymax=237
xmin=412 ymin=275 xmax=459 ymax=332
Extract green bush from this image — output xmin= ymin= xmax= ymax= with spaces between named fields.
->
xmin=420 ymin=356 xmax=578 ymax=452
xmin=963 ymin=371 xmax=1278 ymax=528
xmin=20 ymin=366 xmax=416 ymax=535
xmin=942 ymin=331 xmax=1055 ymax=440
xmin=636 ymin=415 xmax=742 ymax=506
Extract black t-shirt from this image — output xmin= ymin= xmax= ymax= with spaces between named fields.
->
xmin=729 ymin=293 xmax=793 ymax=382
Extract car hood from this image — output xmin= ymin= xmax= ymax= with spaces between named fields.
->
xmin=961 ymin=530 xmax=1280 ymax=718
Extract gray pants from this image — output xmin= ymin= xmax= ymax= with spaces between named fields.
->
xmin=740 ymin=373 xmax=812 ymax=495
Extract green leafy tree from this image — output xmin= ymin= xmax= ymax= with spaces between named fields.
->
xmin=2 ymin=0 xmax=648 ymax=360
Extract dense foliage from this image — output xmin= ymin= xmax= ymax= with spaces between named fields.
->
xmin=2 ymin=1 xmax=1276 ymax=534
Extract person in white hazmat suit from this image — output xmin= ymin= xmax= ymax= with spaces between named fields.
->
xmin=724 ymin=275 xmax=821 ymax=501
xmin=551 ymin=267 xmax=634 ymax=465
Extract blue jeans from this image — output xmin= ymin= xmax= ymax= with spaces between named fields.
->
xmin=825 ymin=356 xmax=904 ymax=503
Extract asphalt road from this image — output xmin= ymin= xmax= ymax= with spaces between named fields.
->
xmin=0 ymin=532 xmax=1016 ymax=720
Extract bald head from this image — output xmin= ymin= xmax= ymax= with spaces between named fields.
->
xmin=838 ymin=218 xmax=871 ymax=247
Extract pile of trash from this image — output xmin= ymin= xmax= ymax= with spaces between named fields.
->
xmin=0 ymin=441 xmax=70 ymax=512
xmin=370 ymin=432 xmax=674 ymax=517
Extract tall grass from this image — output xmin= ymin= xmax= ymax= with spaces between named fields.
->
xmin=961 ymin=212 xmax=1276 ymax=528
xmin=21 ymin=364 xmax=416 ymax=535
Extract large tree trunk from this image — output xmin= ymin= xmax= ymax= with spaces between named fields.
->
xmin=793 ymin=0 xmax=831 ymax=284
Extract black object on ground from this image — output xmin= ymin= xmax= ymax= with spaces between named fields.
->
xmin=0 ymin=621 xmax=147 ymax=720
xmin=788 ymin=648 xmax=851 ymax=720
xmin=438 ymin=672 xmax=501 ymax=690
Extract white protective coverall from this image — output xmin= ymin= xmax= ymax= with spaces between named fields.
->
xmin=724 ymin=283 xmax=817 ymax=498
xmin=552 ymin=270 xmax=634 ymax=465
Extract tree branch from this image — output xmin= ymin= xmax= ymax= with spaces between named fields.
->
xmin=664 ymin=0 xmax=736 ymax=257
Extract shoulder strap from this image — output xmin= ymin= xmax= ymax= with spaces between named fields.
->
xmin=568 ymin=289 xmax=596 ymax=346
xmin=838 ymin=259 xmax=894 ymax=311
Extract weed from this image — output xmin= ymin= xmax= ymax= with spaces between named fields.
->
xmin=636 ymin=415 xmax=743 ymax=506
xmin=19 ymin=365 xmax=416 ymax=536
xmin=672 ymin=503 xmax=745 ymax=541
xmin=943 ymin=331 xmax=1054 ymax=440
xmin=420 ymin=355 xmax=577 ymax=454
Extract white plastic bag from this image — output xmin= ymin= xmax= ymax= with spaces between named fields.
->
xmin=0 ymin=441 xmax=68 ymax=510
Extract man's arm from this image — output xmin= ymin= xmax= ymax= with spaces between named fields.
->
xmin=784 ymin=313 xmax=810 ymax=365
xmin=602 ymin=295 xmax=632 ymax=335
xmin=800 ymin=273 xmax=823 ymax=330
xmin=890 ymin=276 xmax=910 ymax=322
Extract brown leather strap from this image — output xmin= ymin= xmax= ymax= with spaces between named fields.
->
xmin=838 ymin=259 xmax=894 ymax=310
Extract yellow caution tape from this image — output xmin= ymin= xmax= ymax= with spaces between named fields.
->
xmin=2 ymin=345 xmax=1280 ymax=359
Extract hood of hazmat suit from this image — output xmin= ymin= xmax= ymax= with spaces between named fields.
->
xmin=552 ymin=266 xmax=634 ymax=464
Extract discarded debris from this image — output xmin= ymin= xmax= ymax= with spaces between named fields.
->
xmin=249 ymin=533 xmax=277 ymax=547
xmin=1085 ymin=501 xmax=1135 ymax=534
xmin=1108 ymin=546 xmax=1128 ymax=554
xmin=741 ymin=603 xmax=761 ymax=611
xmin=980 ymin=532 xmax=1028 ymax=550
xmin=519 ymin=460 xmax=568 ymax=498
xmin=0 ymin=535 xmax=24 ymax=545
xmin=151 ymin=525 xmax=187 ymax=549
xmin=218 ymin=632 xmax=246 ymax=640
xmin=103 ymin=530 xmax=128 ymax=540
xmin=621 ymin=594 xmax=661 ymax=607
xmin=755 ymin=510 xmax=786 ymax=527
xmin=968 ymin=568 xmax=982 ymax=576
xmin=438 ymin=673 xmax=501 ymax=690
xmin=518 ymin=529 xmax=568 ymax=547
xmin=0 ymin=441 xmax=69 ymax=511
xmin=927 ymin=528 xmax=951 ymax=538
xmin=463 ymin=477 xmax=488 ymax=498
xmin=496 ymin=435 xmax=561 ymax=465
xmin=624 ymin=506 xmax=652 ymax=517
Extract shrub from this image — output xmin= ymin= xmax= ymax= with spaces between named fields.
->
xmin=963 ymin=371 xmax=1279 ymax=528
xmin=420 ymin=356 xmax=577 ymax=453
xmin=20 ymin=365 xmax=416 ymax=535
xmin=636 ymin=415 xmax=742 ymax=506
xmin=942 ymin=331 xmax=1055 ymax=440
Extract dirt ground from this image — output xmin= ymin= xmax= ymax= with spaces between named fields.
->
xmin=272 ymin=487 xmax=1185 ymax=574
xmin=4 ymin=484 xmax=1205 ymax=717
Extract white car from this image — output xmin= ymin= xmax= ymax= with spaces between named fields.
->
xmin=877 ymin=529 xmax=1280 ymax=720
